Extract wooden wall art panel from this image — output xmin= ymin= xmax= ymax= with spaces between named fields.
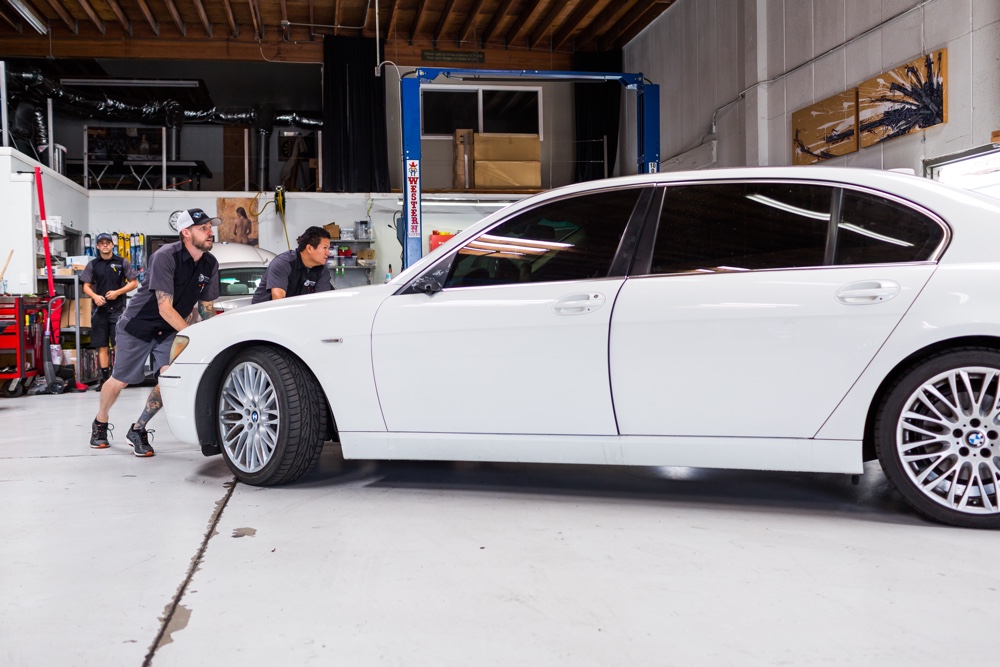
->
xmin=859 ymin=49 xmax=948 ymax=148
xmin=791 ymin=90 xmax=859 ymax=165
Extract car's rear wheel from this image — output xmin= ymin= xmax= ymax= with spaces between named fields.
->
xmin=875 ymin=348 xmax=1000 ymax=528
xmin=217 ymin=346 xmax=327 ymax=485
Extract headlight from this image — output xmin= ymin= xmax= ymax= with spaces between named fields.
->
xmin=169 ymin=335 xmax=190 ymax=364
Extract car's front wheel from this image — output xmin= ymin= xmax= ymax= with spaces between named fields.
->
xmin=217 ymin=346 xmax=327 ymax=485
xmin=875 ymin=347 xmax=1000 ymax=528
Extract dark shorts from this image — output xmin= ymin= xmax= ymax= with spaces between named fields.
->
xmin=89 ymin=308 xmax=123 ymax=348
xmin=109 ymin=314 xmax=176 ymax=386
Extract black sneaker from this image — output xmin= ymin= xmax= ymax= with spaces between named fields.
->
xmin=126 ymin=425 xmax=155 ymax=457
xmin=90 ymin=420 xmax=113 ymax=449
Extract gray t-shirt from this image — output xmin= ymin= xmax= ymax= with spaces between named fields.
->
xmin=251 ymin=249 xmax=332 ymax=304
xmin=125 ymin=241 xmax=220 ymax=320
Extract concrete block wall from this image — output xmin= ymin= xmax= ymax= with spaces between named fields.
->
xmin=625 ymin=0 xmax=1000 ymax=173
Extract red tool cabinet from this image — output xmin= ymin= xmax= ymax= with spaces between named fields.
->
xmin=0 ymin=296 xmax=46 ymax=397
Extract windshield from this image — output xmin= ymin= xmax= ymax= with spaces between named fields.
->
xmin=219 ymin=267 xmax=266 ymax=297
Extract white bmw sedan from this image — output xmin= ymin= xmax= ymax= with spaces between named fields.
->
xmin=161 ymin=167 xmax=1000 ymax=529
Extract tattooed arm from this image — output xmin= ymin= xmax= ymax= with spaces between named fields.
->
xmin=197 ymin=301 xmax=217 ymax=320
xmin=155 ymin=290 xmax=192 ymax=332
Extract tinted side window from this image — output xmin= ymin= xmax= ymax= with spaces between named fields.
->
xmin=835 ymin=190 xmax=944 ymax=264
xmin=651 ymin=183 xmax=831 ymax=274
xmin=444 ymin=188 xmax=641 ymax=288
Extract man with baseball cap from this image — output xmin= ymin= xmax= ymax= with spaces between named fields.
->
xmin=90 ymin=208 xmax=221 ymax=457
xmin=80 ymin=232 xmax=139 ymax=388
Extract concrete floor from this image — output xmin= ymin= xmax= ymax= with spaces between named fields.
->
xmin=2 ymin=388 xmax=999 ymax=666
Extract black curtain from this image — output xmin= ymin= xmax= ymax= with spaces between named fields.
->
xmin=573 ymin=50 xmax=623 ymax=182
xmin=322 ymin=36 xmax=390 ymax=192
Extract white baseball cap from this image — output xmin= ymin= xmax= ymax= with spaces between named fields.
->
xmin=171 ymin=208 xmax=221 ymax=231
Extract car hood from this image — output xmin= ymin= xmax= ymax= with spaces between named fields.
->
xmin=175 ymin=283 xmax=397 ymax=365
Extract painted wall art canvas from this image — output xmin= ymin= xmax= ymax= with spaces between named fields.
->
xmin=216 ymin=198 xmax=259 ymax=247
xmin=792 ymin=90 xmax=860 ymax=165
xmin=859 ymin=49 xmax=948 ymax=148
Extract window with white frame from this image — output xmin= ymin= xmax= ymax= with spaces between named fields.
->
xmin=421 ymin=85 xmax=543 ymax=138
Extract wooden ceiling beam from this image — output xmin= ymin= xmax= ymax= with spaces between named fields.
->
xmin=43 ymin=0 xmax=78 ymax=34
xmin=528 ymin=0 xmax=572 ymax=50
xmin=432 ymin=0 xmax=458 ymax=47
xmin=457 ymin=0 xmax=487 ymax=47
xmin=75 ymin=0 xmax=105 ymax=35
xmin=248 ymin=0 xmax=264 ymax=39
xmin=0 ymin=33 xmax=323 ymax=62
xmin=502 ymin=0 xmax=546 ymax=47
xmin=573 ymin=0 xmax=638 ymax=49
xmin=134 ymin=0 xmax=160 ymax=36
xmin=599 ymin=0 xmax=657 ymax=51
xmin=334 ymin=0 xmax=341 ymax=36
xmin=482 ymin=0 xmax=515 ymax=46
xmin=222 ymin=0 xmax=238 ymax=38
xmin=0 ymin=4 xmax=23 ymax=32
xmin=551 ymin=0 xmax=604 ymax=51
xmin=192 ymin=0 xmax=211 ymax=37
xmin=162 ymin=0 xmax=186 ymax=37
xmin=105 ymin=0 xmax=132 ymax=36
xmin=613 ymin=1 xmax=673 ymax=49
xmin=408 ymin=0 xmax=429 ymax=46
xmin=384 ymin=0 xmax=400 ymax=38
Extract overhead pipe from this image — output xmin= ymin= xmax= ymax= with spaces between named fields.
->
xmin=4 ymin=67 xmax=321 ymax=130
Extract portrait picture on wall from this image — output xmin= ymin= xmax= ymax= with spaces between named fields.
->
xmin=216 ymin=198 xmax=259 ymax=247
xmin=859 ymin=48 xmax=948 ymax=148
xmin=792 ymin=90 xmax=860 ymax=166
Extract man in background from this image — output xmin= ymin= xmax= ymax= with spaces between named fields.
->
xmin=251 ymin=226 xmax=332 ymax=303
xmin=80 ymin=232 xmax=139 ymax=388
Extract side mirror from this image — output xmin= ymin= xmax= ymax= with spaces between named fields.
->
xmin=412 ymin=275 xmax=443 ymax=295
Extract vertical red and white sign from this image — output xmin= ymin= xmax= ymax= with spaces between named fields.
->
xmin=406 ymin=159 xmax=421 ymax=239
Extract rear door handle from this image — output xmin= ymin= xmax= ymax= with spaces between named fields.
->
xmin=836 ymin=280 xmax=900 ymax=305
xmin=553 ymin=293 xmax=606 ymax=315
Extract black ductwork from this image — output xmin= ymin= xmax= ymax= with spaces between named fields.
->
xmin=3 ymin=66 xmax=321 ymax=130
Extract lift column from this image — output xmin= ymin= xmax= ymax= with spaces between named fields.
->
xmin=400 ymin=75 xmax=424 ymax=270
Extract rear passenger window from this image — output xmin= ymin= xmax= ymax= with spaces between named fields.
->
xmin=835 ymin=190 xmax=944 ymax=264
xmin=445 ymin=188 xmax=641 ymax=288
xmin=651 ymin=183 xmax=831 ymax=274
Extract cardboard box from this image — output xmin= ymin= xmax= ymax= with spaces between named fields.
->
xmin=59 ymin=298 xmax=93 ymax=329
xmin=473 ymin=134 xmax=540 ymax=161
xmin=453 ymin=129 xmax=475 ymax=189
xmin=357 ymin=248 xmax=376 ymax=260
xmin=323 ymin=223 xmax=341 ymax=239
xmin=65 ymin=255 xmax=91 ymax=268
xmin=474 ymin=160 xmax=542 ymax=189
xmin=993 ymin=129 xmax=1000 ymax=144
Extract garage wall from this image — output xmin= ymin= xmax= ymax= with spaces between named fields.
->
xmin=382 ymin=69 xmax=577 ymax=191
xmin=624 ymin=0 xmax=1000 ymax=173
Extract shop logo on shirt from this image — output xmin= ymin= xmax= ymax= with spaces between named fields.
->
xmin=198 ymin=273 xmax=211 ymax=283
xmin=303 ymin=280 xmax=317 ymax=288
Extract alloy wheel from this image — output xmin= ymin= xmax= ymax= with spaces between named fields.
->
xmin=895 ymin=366 xmax=1000 ymax=514
xmin=219 ymin=361 xmax=281 ymax=473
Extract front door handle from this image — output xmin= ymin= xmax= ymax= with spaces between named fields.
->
xmin=836 ymin=280 xmax=900 ymax=305
xmin=553 ymin=293 xmax=606 ymax=315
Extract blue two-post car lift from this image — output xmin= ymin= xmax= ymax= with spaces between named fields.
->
xmin=400 ymin=68 xmax=661 ymax=268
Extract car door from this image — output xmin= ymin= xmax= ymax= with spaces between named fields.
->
xmin=371 ymin=187 xmax=649 ymax=435
xmin=610 ymin=181 xmax=946 ymax=439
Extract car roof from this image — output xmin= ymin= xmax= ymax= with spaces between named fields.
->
xmin=212 ymin=243 xmax=279 ymax=268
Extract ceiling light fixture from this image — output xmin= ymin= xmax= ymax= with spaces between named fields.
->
xmin=59 ymin=78 xmax=201 ymax=88
xmin=8 ymin=0 xmax=48 ymax=35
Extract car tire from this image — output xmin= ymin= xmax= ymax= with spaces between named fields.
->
xmin=875 ymin=347 xmax=1000 ymax=528
xmin=216 ymin=346 xmax=327 ymax=486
